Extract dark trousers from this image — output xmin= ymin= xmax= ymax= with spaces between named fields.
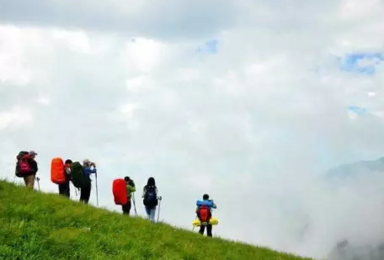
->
xmin=199 ymin=224 xmax=213 ymax=237
xmin=58 ymin=182 xmax=70 ymax=198
xmin=80 ymin=183 xmax=91 ymax=204
xmin=122 ymin=200 xmax=131 ymax=215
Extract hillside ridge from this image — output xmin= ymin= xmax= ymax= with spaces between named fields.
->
xmin=0 ymin=179 xmax=313 ymax=260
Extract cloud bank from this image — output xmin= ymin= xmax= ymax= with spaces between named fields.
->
xmin=1 ymin=0 xmax=384 ymax=259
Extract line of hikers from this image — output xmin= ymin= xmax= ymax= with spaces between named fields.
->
xmin=14 ymin=150 xmax=218 ymax=236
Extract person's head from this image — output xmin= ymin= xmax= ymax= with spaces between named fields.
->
xmin=147 ymin=177 xmax=156 ymax=186
xmin=124 ymin=176 xmax=130 ymax=183
xmin=83 ymin=159 xmax=91 ymax=166
xmin=203 ymin=194 xmax=209 ymax=200
xmin=65 ymin=159 xmax=73 ymax=165
xmin=29 ymin=151 xmax=37 ymax=159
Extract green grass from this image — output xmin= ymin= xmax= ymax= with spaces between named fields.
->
xmin=0 ymin=180 xmax=313 ymax=260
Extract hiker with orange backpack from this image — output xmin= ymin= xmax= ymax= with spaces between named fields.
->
xmin=51 ymin=158 xmax=72 ymax=198
xmin=196 ymin=194 xmax=217 ymax=237
xmin=60 ymin=159 xmax=72 ymax=198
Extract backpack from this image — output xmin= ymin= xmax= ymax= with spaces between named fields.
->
xmin=70 ymin=161 xmax=88 ymax=188
xmin=15 ymin=151 xmax=31 ymax=177
xmin=143 ymin=185 xmax=158 ymax=207
xmin=51 ymin=157 xmax=66 ymax=185
xmin=196 ymin=205 xmax=212 ymax=224
xmin=112 ymin=179 xmax=128 ymax=205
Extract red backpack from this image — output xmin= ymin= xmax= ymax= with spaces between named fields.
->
xmin=112 ymin=179 xmax=127 ymax=205
xmin=196 ymin=205 xmax=212 ymax=224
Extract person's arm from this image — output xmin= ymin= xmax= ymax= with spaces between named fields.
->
xmin=142 ymin=187 xmax=146 ymax=198
xmin=83 ymin=166 xmax=97 ymax=175
xmin=127 ymin=185 xmax=136 ymax=193
xmin=28 ymin=159 xmax=38 ymax=174
xmin=65 ymin=166 xmax=71 ymax=175
xmin=156 ymin=187 xmax=162 ymax=200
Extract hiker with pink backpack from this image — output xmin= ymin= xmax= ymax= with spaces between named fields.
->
xmin=15 ymin=151 xmax=39 ymax=189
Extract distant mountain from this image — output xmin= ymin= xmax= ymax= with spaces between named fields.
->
xmin=325 ymin=156 xmax=384 ymax=180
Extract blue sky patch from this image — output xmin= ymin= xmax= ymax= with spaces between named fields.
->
xmin=348 ymin=105 xmax=367 ymax=115
xmin=196 ymin=39 xmax=219 ymax=54
xmin=340 ymin=52 xmax=384 ymax=75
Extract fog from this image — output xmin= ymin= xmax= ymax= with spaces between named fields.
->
xmin=1 ymin=1 xmax=384 ymax=259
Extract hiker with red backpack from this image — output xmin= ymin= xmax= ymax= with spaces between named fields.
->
xmin=142 ymin=177 xmax=162 ymax=222
xmin=196 ymin=194 xmax=217 ymax=237
xmin=15 ymin=151 xmax=38 ymax=189
xmin=122 ymin=176 xmax=136 ymax=215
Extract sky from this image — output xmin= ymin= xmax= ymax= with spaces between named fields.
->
xmin=1 ymin=0 xmax=384 ymax=259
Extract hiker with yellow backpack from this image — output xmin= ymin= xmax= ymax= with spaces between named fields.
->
xmin=193 ymin=194 xmax=218 ymax=237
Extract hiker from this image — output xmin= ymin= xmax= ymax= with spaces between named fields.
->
xmin=142 ymin=177 xmax=162 ymax=222
xmin=122 ymin=176 xmax=136 ymax=215
xmin=79 ymin=159 xmax=97 ymax=204
xmin=59 ymin=159 xmax=72 ymax=198
xmin=196 ymin=194 xmax=217 ymax=237
xmin=15 ymin=151 xmax=38 ymax=189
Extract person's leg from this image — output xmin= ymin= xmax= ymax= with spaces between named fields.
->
xmin=207 ymin=224 xmax=213 ymax=237
xmin=23 ymin=176 xmax=28 ymax=186
xmin=30 ymin=174 xmax=36 ymax=189
xmin=122 ymin=203 xmax=129 ymax=215
xmin=150 ymin=207 xmax=156 ymax=222
xmin=199 ymin=225 xmax=205 ymax=235
xmin=79 ymin=183 xmax=91 ymax=203
xmin=122 ymin=200 xmax=131 ymax=215
xmin=25 ymin=174 xmax=35 ymax=189
xmin=84 ymin=183 xmax=91 ymax=204
xmin=63 ymin=181 xmax=70 ymax=198
xmin=58 ymin=184 xmax=64 ymax=195
xmin=127 ymin=200 xmax=132 ymax=215
xmin=145 ymin=206 xmax=151 ymax=219
xmin=79 ymin=188 xmax=85 ymax=202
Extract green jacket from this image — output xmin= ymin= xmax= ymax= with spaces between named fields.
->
xmin=126 ymin=184 xmax=136 ymax=200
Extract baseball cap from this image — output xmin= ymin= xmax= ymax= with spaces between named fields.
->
xmin=29 ymin=151 xmax=38 ymax=155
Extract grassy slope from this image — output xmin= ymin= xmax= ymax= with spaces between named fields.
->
xmin=0 ymin=180 xmax=313 ymax=260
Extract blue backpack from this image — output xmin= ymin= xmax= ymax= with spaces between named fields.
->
xmin=143 ymin=185 xmax=158 ymax=207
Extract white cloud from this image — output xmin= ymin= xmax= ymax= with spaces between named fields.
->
xmin=0 ymin=106 xmax=34 ymax=130
xmin=1 ymin=1 xmax=384 ymax=259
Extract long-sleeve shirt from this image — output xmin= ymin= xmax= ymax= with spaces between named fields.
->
xmin=83 ymin=166 xmax=97 ymax=175
xmin=126 ymin=184 xmax=136 ymax=200
xmin=83 ymin=166 xmax=97 ymax=182
xmin=196 ymin=200 xmax=217 ymax=210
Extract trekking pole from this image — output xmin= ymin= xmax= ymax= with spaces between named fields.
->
xmin=95 ymin=173 xmax=99 ymax=206
xmin=157 ymin=197 xmax=162 ymax=223
xmin=132 ymin=193 xmax=138 ymax=216
xmin=36 ymin=177 xmax=41 ymax=191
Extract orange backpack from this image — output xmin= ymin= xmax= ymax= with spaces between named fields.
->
xmin=51 ymin=157 xmax=66 ymax=185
